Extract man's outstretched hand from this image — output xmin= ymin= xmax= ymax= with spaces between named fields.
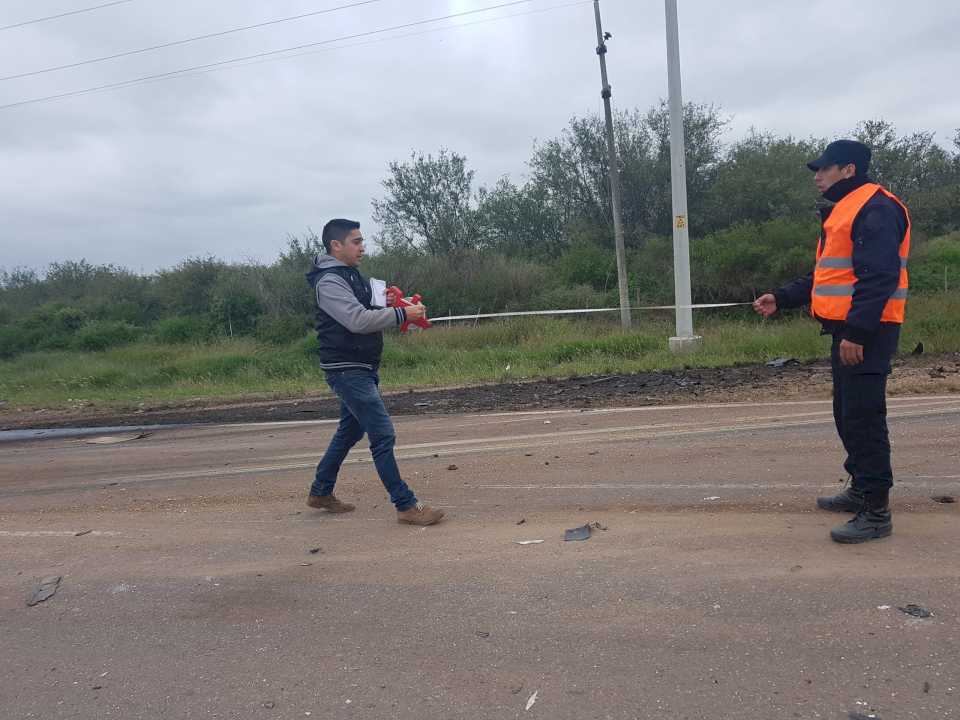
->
xmin=752 ymin=293 xmax=778 ymax=318
xmin=404 ymin=303 xmax=427 ymax=322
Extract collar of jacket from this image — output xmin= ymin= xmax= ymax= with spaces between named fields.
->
xmin=822 ymin=174 xmax=873 ymax=203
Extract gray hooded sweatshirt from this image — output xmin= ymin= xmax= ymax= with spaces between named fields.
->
xmin=307 ymin=253 xmax=405 ymax=371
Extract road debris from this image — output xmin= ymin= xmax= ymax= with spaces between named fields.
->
xmin=765 ymin=357 xmax=799 ymax=368
xmin=703 ymin=496 xmax=721 ymax=501
xmin=308 ymin=548 xmax=321 ymax=554
xmin=26 ymin=575 xmax=62 ymax=606
xmin=516 ymin=518 xmax=526 ymax=525
xmin=564 ymin=524 xmax=591 ymax=542
xmin=74 ymin=529 xmax=93 ymax=537
xmin=525 ymin=690 xmax=539 ymax=711
xmin=514 ymin=540 xmax=544 ymax=545
xmin=447 ymin=464 xmax=458 ymax=471
xmin=475 ymin=630 xmax=490 ymax=638
xmin=85 ymin=432 xmax=152 ymax=445
xmin=931 ymin=495 xmax=956 ymax=504
xmin=898 ymin=604 xmax=932 ymax=618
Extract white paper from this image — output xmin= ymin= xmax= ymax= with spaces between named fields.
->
xmin=369 ymin=277 xmax=387 ymax=307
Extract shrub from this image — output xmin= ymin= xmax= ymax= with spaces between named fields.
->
xmin=255 ymin=315 xmax=311 ymax=345
xmin=0 ymin=325 xmax=33 ymax=359
xmin=909 ymin=232 xmax=960 ymax=293
xmin=153 ymin=316 xmax=213 ymax=344
xmin=72 ymin=321 xmax=142 ymax=351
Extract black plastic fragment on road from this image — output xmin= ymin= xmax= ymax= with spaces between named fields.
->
xmin=26 ymin=575 xmax=62 ymax=607
xmin=848 ymin=712 xmax=880 ymax=720
xmin=931 ymin=495 xmax=956 ymax=504
xmin=899 ymin=604 xmax=933 ymax=618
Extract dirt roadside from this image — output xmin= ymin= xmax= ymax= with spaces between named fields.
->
xmin=2 ymin=353 xmax=958 ymax=431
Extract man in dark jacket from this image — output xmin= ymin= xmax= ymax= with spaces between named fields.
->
xmin=305 ymin=218 xmax=444 ymax=526
xmin=753 ymin=140 xmax=910 ymax=544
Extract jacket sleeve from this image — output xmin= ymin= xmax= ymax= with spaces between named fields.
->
xmin=773 ymin=272 xmax=813 ymax=311
xmin=315 ymin=274 xmax=406 ymax=334
xmin=843 ymin=201 xmax=904 ymax=344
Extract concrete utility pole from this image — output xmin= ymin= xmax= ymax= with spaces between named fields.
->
xmin=664 ymin=0 xmax=702 ymax=351
xmin=592 ymin=0 xmax=631 ymax=329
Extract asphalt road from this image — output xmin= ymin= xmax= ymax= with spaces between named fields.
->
xmin=2 ymin=395 xmax=959 ymax=719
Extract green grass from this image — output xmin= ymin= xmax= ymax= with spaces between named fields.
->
xmin=2 ymin=292 xmax=958 ymax=410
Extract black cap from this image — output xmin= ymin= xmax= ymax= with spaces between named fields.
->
xmin=806 ymin=139 xmax=871 ymax=174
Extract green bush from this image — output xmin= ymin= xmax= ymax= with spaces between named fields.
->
xmin=72 ymin=321 xmax=142 ymax=352
xmin=35 ymin=332 xmax=74 ymax=352
xmin=692 ymin=217 xmax=816 ymax=302
xmin=152 ymin=316 xmax=213 ymax=344
xmin=295 ymin=333 xmax=320 ymax=357
xmin=554 ymin=241 xmax=617 ymax=290
xmin=0 ymin=324 xmax=33 ymax=359
xmin=255 ymin=315 xmax=311 ymax=345
xmin=909 ymin=232 xmax=960 ymax=293
xmin=529 ymin=283 xmax=605 ymax=311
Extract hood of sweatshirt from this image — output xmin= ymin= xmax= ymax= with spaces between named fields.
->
xmin=306 ymin=253 xmax=348 ymax=289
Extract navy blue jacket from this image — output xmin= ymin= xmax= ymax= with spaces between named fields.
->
xmin=773 ymin=175 xmax=907 ymax=344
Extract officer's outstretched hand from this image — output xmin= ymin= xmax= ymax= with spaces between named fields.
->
xmin=405 ymin=303 xmax=427 ymax=321
xmin=752 ymin=293 xmax=778 ymax=318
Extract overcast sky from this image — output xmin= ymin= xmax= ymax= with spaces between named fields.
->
xmin=1 ymin=0 xmax=958 ymax=274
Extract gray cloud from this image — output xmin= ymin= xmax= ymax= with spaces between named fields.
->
xmin=1 ymin=0 xmax=958 ymax=273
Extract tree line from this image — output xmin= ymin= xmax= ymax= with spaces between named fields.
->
xmin=2 ymin=103 xmax=958 ymax=359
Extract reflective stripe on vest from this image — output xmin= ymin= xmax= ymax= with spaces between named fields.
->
xmin=810 ymin=182 xmax=910 ymax=324
xmin=816 ymin=256 xmax=908 ymax=269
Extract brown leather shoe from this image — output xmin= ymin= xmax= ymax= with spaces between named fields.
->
xmin=397 ymin=502 xmax=445 ymax=526
xmin=306 ymin=494 xmax=355 ymax=513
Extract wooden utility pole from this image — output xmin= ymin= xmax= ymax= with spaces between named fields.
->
xmin=593 ymin=0 xmax=631 ymax=329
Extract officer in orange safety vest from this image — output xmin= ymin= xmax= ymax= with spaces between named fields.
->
xmin=753 ymin=139 xmax=909 ymax=544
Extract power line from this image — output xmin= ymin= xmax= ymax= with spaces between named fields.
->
xmin=1 ymin=0 xmax=388 ymax=82
xmin=90 ymin=0 xmax=589 ymax=94
xmin=176 ymin=1 xmax=590 ymax=82
xmin=0 ymin=1 xmax=136 ymax=32
xmin=0 ymin=0 xmax=541 ymax=110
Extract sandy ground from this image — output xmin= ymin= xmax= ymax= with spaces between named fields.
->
xmin=2 ymin=394 xmax=960 ymax=719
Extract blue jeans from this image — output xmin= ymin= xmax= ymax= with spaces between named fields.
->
xmin=310 ymin=369 xmax=417 ymax=511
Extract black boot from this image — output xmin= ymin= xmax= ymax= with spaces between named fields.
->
xmin=830 ymin=491 xmax=892 ymax=544
xmin=816 ymin=484 xmax=866 ymax=513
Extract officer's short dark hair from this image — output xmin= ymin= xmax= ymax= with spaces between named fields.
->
xmin=321 ymin=219 xmax=360 ymax=253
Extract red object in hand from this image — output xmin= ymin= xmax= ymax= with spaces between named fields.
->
xmin=386 ymin=286 xmax=431 ymax=333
